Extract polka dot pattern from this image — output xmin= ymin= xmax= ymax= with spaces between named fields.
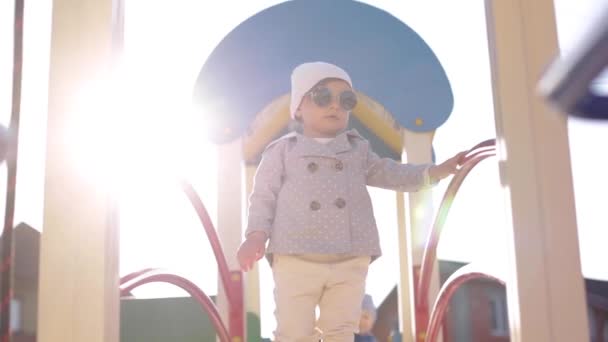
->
xmin=246 ymin=129 xmax=434 ymax=258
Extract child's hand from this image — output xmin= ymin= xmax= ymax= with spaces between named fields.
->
xmin=237 ymin=231 xmax=268 ymax=272
xmin=429 ymin=151 xmax=467 ymax=181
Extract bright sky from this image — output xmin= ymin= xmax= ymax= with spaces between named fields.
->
xmin=1 ymin=0 xmax=607 ymax=339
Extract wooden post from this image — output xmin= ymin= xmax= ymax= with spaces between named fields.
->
xmin=485 ymin=0 xmax=590 ymax=340
xmin=217 ymin=138 xmax=246 ymax=342
xmin=399 ymin=129 xmax=442 ymax=342
xmin=37 ymin=0 xmax=122 ymax=341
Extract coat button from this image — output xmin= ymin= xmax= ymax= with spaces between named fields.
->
xmin=334 ymin=198 xmax=346 ymax=209
xmin=335 ymin=160 xmax=344 ymax=171
xmin=307 ymin=162 xmax=318 ymax=173
xmin=310 ymin=201 xmax=321 ymax=211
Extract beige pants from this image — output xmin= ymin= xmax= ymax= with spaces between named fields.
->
xmin=271 ymin=254 xmax=371 ymax=342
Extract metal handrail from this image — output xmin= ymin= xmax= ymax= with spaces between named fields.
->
xmin=120 ymin=269 xmax=231 ymax=342
xmin=416 ymin=139 xmax=496 ymax=309
xmin=414 ymin=139 xmax=496 ymax=341
xmin=120 ymin=181 xmax=243 ymax=341
xmin=179 ymin=180 xmax=239 ymax=309
xmin=425 ymin=263 xmax=506 ymax=342
xmin=180 ymin=180 xmax=244 ymax=340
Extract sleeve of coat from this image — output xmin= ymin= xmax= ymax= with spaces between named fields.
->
xmin=245 ymin=142 xmax=284 ymax=238
xmin=364 ymin=141 xmax=437 ymax=192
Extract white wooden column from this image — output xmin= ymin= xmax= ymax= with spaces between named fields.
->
xmin=399 ymin=129 xmax=441 ymax=341
xmin=217 ymin=138 xmax=246 ymax=339
xmin=485 ymin=0 xmax=589 ymax=340
xmin=244 ymin=164 xmax=261 ymax=337
xmin=401 ymin=130 xmax=436 ymax=263
xmin=37 ymin=0 xmax=121 ymax=341
xmin=396 ymin=192 xmax=416 ymax=342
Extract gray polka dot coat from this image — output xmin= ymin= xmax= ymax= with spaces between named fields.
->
xmin=246 ymin=129 xmax=434 ymax=258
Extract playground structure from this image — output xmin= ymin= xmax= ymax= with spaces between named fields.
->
xmin=119 ymin=137 xmax=501 ymax=342
xmin=2 ymin=0 xmax=607 ymax=342
xmin=120 ymin=135 xmax=606 ymax=342
xmin=118 ymin=181 xmax=244 ymax=342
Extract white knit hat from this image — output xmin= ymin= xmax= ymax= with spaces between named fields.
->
xmin=289 ymin=61 xmax=353 ymax=119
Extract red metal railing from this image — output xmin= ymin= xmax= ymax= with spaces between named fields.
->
xmin=425 ymin=264 xmax=506 ymax=342
xmin=120 ymin=270 xmax=231 ymax=342
xmin=414 ymin=139 xmax=497 ymax=342
xmin=119 ymin=180 xmax=243 ymax=342
xmin=180 ymin=180 xmax=244 ymax=341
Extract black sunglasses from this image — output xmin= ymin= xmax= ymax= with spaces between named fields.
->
xmin=308 ymin=86 xmax=358 ymax=111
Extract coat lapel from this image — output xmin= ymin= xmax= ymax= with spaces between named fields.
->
xmin=290 ymin=130 xmax=358 ymax=158
xmin=291 ymin=134 xmax=334 ymax=158
xmin=328 ymin=130 xmax=356 ymax=154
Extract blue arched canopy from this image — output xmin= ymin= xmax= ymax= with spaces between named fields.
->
xmin=194 ymin=0 xmax=453 ymax=144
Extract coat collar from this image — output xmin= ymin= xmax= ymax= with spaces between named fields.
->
xmin=290 ymin=129 xmax=362 ymax=158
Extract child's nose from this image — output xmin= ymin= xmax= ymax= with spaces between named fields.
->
xmin=328 ymin=95 xmax=340 ymax=109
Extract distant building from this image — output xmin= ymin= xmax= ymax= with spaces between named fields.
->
xmin=375 ymin=260 xmax=608 ymax=342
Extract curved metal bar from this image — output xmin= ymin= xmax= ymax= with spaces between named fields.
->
xmin=119 ymin=268 xmax=157 ymax=296
xmin=459 ymin=138 xmax=496 ymax=164
xmin=425 ymin=264 xmax=506 ymax=342
xmin=459 ymin=139 xmax=496 ymax=165
xmin=119 ymin=268 xmax=157 ymax=285
xmin=416 ymin=141 xmax=496 ymax=310
xmin=179 ymin=180 xmax=243 ymax=340
xmin=179 ymin=180 xmax=235 ymax=306
xmin=120 ymin=269 xmax=231 ymax=342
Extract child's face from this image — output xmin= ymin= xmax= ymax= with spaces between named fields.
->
xmin=295 ymin=79 xmax=353 ymax=138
